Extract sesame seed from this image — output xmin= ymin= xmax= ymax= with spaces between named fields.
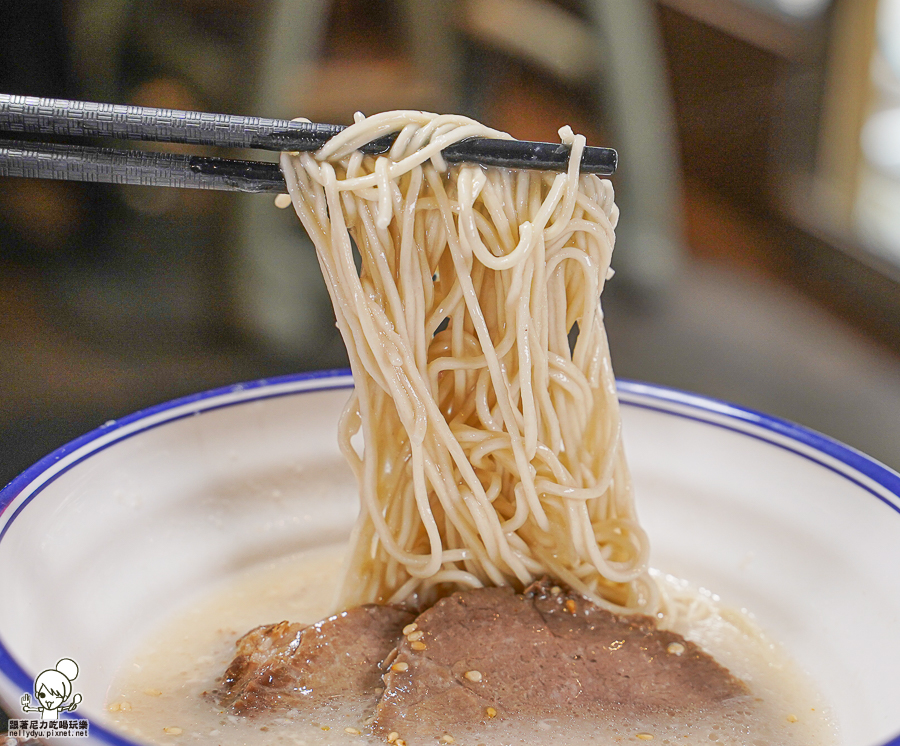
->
xmin=274 ymin=194 xmax=292 ymax=209
xmin=550 ymin=586 xmax=562 ymax=595
xmin=787 ymin=714 xmax=798 ymax=723
xmin=344 ymin=727 xmax=361 ymax=735
xmin=565 ymin=599 xmax=577 ymax=613
xmin=396 ymin=740 xmax=407 ymax=746
xmin=108 ymin=703 xmax=120 ymax=712
xmin=163 ymin=727 xmax=183 ymax=736
xmin=402 ymin=624 xmax=418 ymax=635
xmin=485 ymin=707 xmax=497 ymax=718
xmin=411 ymin=641 xmax=427 ymax=651
xmin=387 ymin=732 xmax=399 ymax=743
xmin=144 ymin=689 xmax=163 ymax=697
xmin=322 ymin=726 xmax=331 ymax=731
xmin=666 ymin=642 xmax=685 ymax=656
xmin=464 ymin=670 xmax=483 ymax=682
xmin=119 ymin=702 xmax=133 ymax=711
xmin=392 ymin=662 xmax=409 ymax=672
xmin=407 ymin=630 xmax=425 ymax=642
xmin=636 ymin=733 xmax=653 ymax=740
xmin=441 ymin=736 xmax=455 ymax=743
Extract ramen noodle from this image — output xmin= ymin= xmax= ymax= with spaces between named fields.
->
xmin=280 ymin=111 xmax=651 ymax=614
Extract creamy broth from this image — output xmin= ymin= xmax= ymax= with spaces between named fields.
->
xmin=105 ymin=547 xmax=836 ymax=746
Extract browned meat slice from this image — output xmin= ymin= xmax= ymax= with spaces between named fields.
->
xmin=374 ymin=582 xmax=748 ymax=743
xmin=219 ymin=604 xmax=415 ymax=722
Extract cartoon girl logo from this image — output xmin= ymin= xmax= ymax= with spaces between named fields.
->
xmin=20 ymin=658 xmax=83 ymax=721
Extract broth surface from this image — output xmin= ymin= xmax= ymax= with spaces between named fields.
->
xmin=105 ymin=547 xmax=836 ymax=746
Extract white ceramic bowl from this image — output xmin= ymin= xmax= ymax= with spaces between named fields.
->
xmin=1 ymin=372 xmax=899 ymax=746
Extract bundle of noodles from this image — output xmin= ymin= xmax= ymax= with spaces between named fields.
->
xmin=280 ymin=111 xmax=655 ymax=615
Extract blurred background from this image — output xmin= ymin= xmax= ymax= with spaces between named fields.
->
xmin=1 ymin=0 xmax=900 ymax=493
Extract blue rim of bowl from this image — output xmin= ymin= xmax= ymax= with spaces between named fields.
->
xmin=1 ymin=370 xmax=899 ymax=746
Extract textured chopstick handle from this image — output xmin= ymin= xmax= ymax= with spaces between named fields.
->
xmin=0 ymin=94 xmax=388 ymax=153
xmin=0 ymin=139 xmax=285 ymax=193
xmin=0 ymin=94 xmax=617 ymax=175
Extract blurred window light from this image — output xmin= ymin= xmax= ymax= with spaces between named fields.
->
xmin=862 ymin=108 xmax=900 ymax=179
xmin=879 ymin=0 xmax=900 ymax=75
xmin=855 ymin=0 xmax=900 ymax=265
xmin=771 ymin=0 xmax=832 ymax=18
xmin=740 ymin=0 xmax=832 ymax=19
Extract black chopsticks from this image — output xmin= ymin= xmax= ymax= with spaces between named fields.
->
xmin=0 ymin=137 xmax=286 ymax=193
xmin=0 ymin=94 xmax=617 ymax=194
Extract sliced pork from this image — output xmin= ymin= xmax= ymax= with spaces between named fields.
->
xmin=373 ymin=582 xmax=748 ymax=743
xmin=219 ymin=605 xmax=415 ymax=721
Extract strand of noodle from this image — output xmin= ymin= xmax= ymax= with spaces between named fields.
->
xmin=316 ymin=111 xmax=438 ymax=159
xmin=389 ymin=123 xmax=420 ymax=161
xmin=474 ymin=367 xmax=502 ymax=432
xmin=575 ymin=501 xmax=644 ymax=583
xmin=548 ymin=353 xmax=594 ymax=407
xmin=543 ymin=133 xmax=586 ymax=244
xmin=410 ymin=410 xmax=513 ymax=575
xmin=458 ymin=171 xmax=537 ymax=271
xmin=497 ymin=169 xmax=520 ymax=237
xmin=374 ymin=156 xmax=394 ymax=229
xmin=499 ymin=483 xmax=532 ymax=533
xmin=425 ymin=166 xmax=548 ymax=531
xmin=398 ymin=169 xmax=428 ymax=374
xmin=504 ymin=533 xmax=554 ymax=575
xmin=418 ymin=436 xmax=492 ymax=559
xmin=513 ymin=258 xmax=538 ymax=458
xmin=407 ymin=439 xmax=445 ymax=579
xmin=328 ymin=123 xmax=508 ymax=192
xmin=336 ymin=393 xmax=363 ymax=476
xmin=483 ymin=471 xmax=503 ymax=504
xmin=428 ymin=300 xmax=520 ymax=367
xmin=450 ymin=298 xmax=468 ymax=413
xmin=480 ymin=170 xmax=518 ymax=250
xmin=347 ymin=375 xmax=440 ymax=575
xmin=530 ymin=548 xmax=633 ymax=614
xmin=312 ymin=165 xmax=395 ymax=393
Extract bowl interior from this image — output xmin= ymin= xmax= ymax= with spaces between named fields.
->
xmin=1 ymin=374 xmax=899 ymax=746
